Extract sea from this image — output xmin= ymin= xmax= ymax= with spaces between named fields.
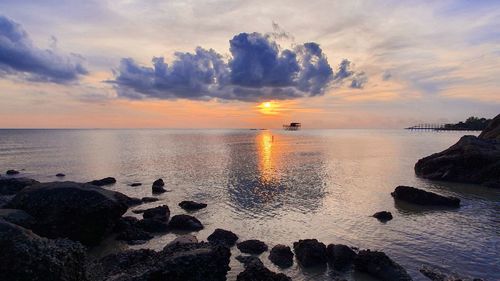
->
xmin=0 ymin=129 xmax=498 ymax=281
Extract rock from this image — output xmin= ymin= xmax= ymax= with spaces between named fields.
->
xmin=123 ymin=196 xmax=142 ymax=207
xmin=373 ymin=211 xmax=393 ymax=221
xmin=6 ymin=181 xmax=129 ymax=245
xmin=88 ymin=177 xmax=116 ymax=186
xmin=169 ymin=214 xmax=203 ymax=231
xmin=237 ymin=239 xmax=268 ymax=254
xmin=269 ymin=244 xmax=294 ymax=268
xmin=207 ymin=228 xmax=239 ymax=247
xmin=391 ymin=186 xmax=460 ymax=207
xmin=0 ymin=219 xmax=87 ymax=281
xmin=0 ymin=195 xmax=14 ymax=208
xmin=152 ymin=178 xmax=166 ymax=193
xmin=141 ymin=196 xmax=159 ymax=203
xmin=165 ymin=234 xmax=198 ymax=248
xmin=136 ymin=218 xmax=169 ymax=233
xmin=116 ymin=221 xmax=154 ymax=245
xmin=87 ymin=242 xmax=231 ymax=281
xmin=326 ymin=244 xmax=357 ymax=269
xmin=236 ymin=255 xmax=264 ymax=267
xmin=0 ymin=177 xmax=39 ymax=195
xmin=130 ymin=182 xmax=142 ymax=187
xmin=415 ymin=131 xmax=500 ymax=188
xmin=354 ymin=250 xmax=412 ymax=281
xmin=142 ymin=205 xmax=170 ymax=221
xmin=420 ymin=265 xmax=484 ymax=281
xmin=236 ymin=260 xmax=292 ymax=281
xmin=0 ymin=209 xmax=35 ymax=228
xmin=179 ymin=200 xmax=207 ymax=210
xmin=479 ymin=114 xmax=500 ymax=141
xmin=293 ymin=239 xmax=327 ymax=267
xmin=56 ymin=173 xmax=65 ymax=177
xmin=6 ymin=169 xmax=20 ymax=175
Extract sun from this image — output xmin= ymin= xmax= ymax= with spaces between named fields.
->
xmin=258 ymin=101 xmax=279 ymax=115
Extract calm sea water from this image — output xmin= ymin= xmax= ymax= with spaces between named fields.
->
xmin=0 ymin=129 xmax=498 ymax=281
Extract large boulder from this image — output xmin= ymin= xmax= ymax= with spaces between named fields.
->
xmin=6 ymin=181 xmax=129 ymax=245
xmin=237 ymin=239 xmax=268 ymax=254
xmin=354 ymin=250 xmax=412 ymax=281
xmin=236 ymin=261 xmax=292 ymax=281
xmin=415 ymin=115 xmax=500 ymax=188
xmin=169 ymin=214 xmax=203 ymax=231
xmin=152 ymin=178 xmax=166 ymax=193
xmin=207 ymin=228 xmax=239 ymax=247
xmin=142 ymin=205 xmax=170 ymax=221
xmin=0 ymin=208 xmax=35 ymax=228
xmin=87 ymin=177 xmax=116 ymax=186
xmin=0 ymin=219 xmax=87 ymax=281
xmin=179 ymin=200 xmax=207 ymax=211
xmin=373 ymin=211 xmax=393 ymax=221
xmin=326 ymin=244 xmax=357 ymax=270
xmin=269 ymin=244 xmax=294 ymax=268
xmin=115 ymin=217 xmax=153 ymax=245
xmin=391 ymin=186 xmax=460 ymax=207
xmin=87 ymin=242 xmax=231 ymax=281
xmin=293 ymin=239 xmax=327 ymax=267
xmin=0 ymin=177 xmax=39 ymax=195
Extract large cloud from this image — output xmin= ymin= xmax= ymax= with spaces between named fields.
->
xmin=113 ymin=32 xmax=364 ymax=102
xmin=0 ymin=15 xmax=87 ymax=83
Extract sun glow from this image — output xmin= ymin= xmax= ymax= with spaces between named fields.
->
xmin=258 ymin=101 xmax=279 ymax=115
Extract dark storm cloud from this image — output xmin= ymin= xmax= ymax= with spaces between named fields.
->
xmin=113 ymin=32 xmax=365 ymax=102
xmin=0 ymin=15 xmax=87 ymax=83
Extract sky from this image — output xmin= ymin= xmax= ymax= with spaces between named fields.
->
xmin=0 ymin=0 xmax=499 ymax=128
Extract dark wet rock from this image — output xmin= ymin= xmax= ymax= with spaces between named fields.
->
xmin=6 ymin=181 xmax=129 ymax=245
xmin=169 ymin=214 xmax=203 ymax=231
xmin=0 ymin=209 xmax=35 ymax=229
xmin=373 ymin=211 xmax=393 ymax=221
xmin=479 ymin=114 xmax=500 ymax=141
xmin=420 ymin=266 xmax=484 ymax=281
xmin=326 ymin=244 xmax=357 ymax=269
xmin=179 ymin=200 xmax=207 ymax=210
xmin=0 ymin=219 xmax=87 ymax=281
xmin=116 ymin=222 xmax=153 ymax=245
xmin=6 ymin=169 xmax=20 ymax=175
xmin=236 ymin=255 xmax=264 ymax=267
xmin=415 ymin=116 xmax=500 ymax=188
xmin=269 ymin=244 xmax=294 ymax=268
xmin=152 ymin=178 xmax=166 ymax=193
xmin=88 ymin=177 xmax=116 ymax=186
xmin=236 ymin=259 xmax=292 ymax=281
xmin=142 ymin=205 xmax=170 ymax=221
xmin=88 ymin=242 xmax=231 ymax=281
xmin=56 ymin=173 xmax=66 ymax=177
xmin=0 ymin=177 xmax=39 ymax=195
xmin=354 ymin=249 xmax=412 ymax=281
xmin=0 ymin=195 xmax=14 ymax=208
xmin=293 ymin=239 xmax=327 ymax=267
xmin=237 ymin=239 xmax=268 ymax=254
xmin=207 ymin=228 xmax=239 ymax=247
xmin=137 ymin=218 xmax=169 ymax=233
xmin=141 ymin=196 xmax=159 ymax=203
xmin=132 ymin=208 xmax=146 ymax=214
xmin=391 ymin=186 xmax=460 ymax=207
xmin=165 ymin=234 xmax=198 ymax=248
xmin=123 ymin=196 xmax=142 ymax=207
xmin=129 ymin=182 xmax=142 ymax=187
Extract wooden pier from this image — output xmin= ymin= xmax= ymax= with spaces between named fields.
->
xmin=405 ymin=123 xmax=447 ymax=130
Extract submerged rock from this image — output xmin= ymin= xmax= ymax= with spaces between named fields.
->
xmin=130 ymin=182 xmax=142 ymax=187
xmin=293 ymin=239 xmax=327 ymax=267
xmin=179 ymin=200 xmax=207 ymax=210
xmin=88 ymin=242 xmax=231 ymax=281
xmin=6 ymin=169 xmax=20 ymax=175
xmin=142 ymin=205 xmax=170 ymax=221
xmin=152 ymin=178 xmax=167 ymax=193
xmin=88 ymin=177 xmax=116 ymax=186
xmin=0 ymin=209 xmax=35 ymax=229
xmin=354 ymin=250 xmax=412 ymax=281
xmin=169 ymin=214 xmax=203 ymax=231
xmin=415 ymin=115 xmax=500 ymax=187
xmin=0 ymin=219 xmax=87 ymax=281
xmin=141 ymin=196 xmax=159 ymax=203
xmin=326 ymin=244 xmax=357 ymax=270
xmin=420 ymin=265 xmax=484 ymax=281
xmin=236 ymin=260 xmax=292 ymax=281
xmin=56 ymin=173 xmax=66 ymax=177
xmin=0 ymin=177 xmax=39 ymax=195
xmin=269 ymin=244 xmax=294 ymax=268
xmin=6 ymin=181 xmax=129 ymax=245
xmin=237 ymin=239 xmax=268 ymax=254
xmin=391 ymin=186 xmax=460 ymax=207
xmin=207 ymin=228 xmax=239 ymax=247
xmin=373 ymin=211 xmax=393 ymax=221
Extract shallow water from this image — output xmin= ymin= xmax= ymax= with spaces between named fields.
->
xmin=0 ymin=129 xmax=498 ymax=280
